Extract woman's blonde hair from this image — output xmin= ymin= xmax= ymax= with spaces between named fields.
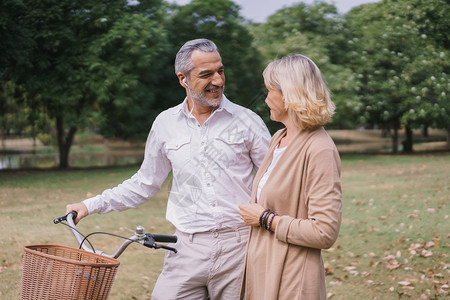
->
xmin=263 ymin=54 xmax=335 ymax=129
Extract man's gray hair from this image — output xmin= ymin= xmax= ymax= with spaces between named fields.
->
xmin=175 ymin=39 xmax=219 ymax=77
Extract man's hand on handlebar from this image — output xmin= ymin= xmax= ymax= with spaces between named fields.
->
xmin=65 ymin=202 xmax=88 ymax=225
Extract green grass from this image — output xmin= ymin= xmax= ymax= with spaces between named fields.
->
xmin=0 ymin=154 xmax=449 ymax=299
xmin=324 ymin=154 xmax=449 ymax=299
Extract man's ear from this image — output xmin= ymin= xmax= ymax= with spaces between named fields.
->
xmin=177 ymin=73 xmax=188 ymax=88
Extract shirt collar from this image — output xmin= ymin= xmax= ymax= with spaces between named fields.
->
xmin=175 ymin=94 xmax=235 ymax=117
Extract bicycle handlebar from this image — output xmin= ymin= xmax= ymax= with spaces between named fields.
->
xmin=149 ymin=234 xmax=178 ymax=244
xmin=54 ymin=212 xmax=177 ymax=258
xmin=53 ymin=211 xmax=78 ymax=224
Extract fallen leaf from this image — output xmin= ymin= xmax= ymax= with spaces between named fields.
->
xmin=424 ymin=241 xmax=435 ymax=248
xmin=386 ymin=264 xmax=401 ymax=270
xmin=420 ymin=249 xmax=433 ymax=257
xmin=324 ymin=263 xmax=334 ymax=275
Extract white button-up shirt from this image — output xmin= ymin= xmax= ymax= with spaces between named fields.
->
xmin=84 ymin=95 xmax=271 ymax=233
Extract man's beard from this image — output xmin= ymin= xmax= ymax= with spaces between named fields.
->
xmin=189 ymin=85 xmax=223 ymax=108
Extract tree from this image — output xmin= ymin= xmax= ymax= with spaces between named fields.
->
xmin=3 ymin=0 xmax=169 ymax=168
xmin=165 ymin=0 xmax=264 ymax=110
xmin=344 ymin=0 xmax=449 ymax=152
xmin=87 ymin=9 xmax=171 ymax=141
xmin=0 ymin=81 xmax=47 ymax=148
xmin=249 ymin=1 xmax=360 ymax=130
xmin=402 ymin=0 xmax=450 ymax=145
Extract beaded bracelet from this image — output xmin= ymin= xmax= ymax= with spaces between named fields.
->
xmin=259 ymin=209 xmax=270 ymax=228
xmin=262 ymin=212 xmax=271 ymax=229
xmin=267 ymin=213 xmax=278 ymax=231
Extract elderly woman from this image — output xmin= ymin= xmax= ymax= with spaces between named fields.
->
xmin=239 ymin=54 xmax=342 ymax=300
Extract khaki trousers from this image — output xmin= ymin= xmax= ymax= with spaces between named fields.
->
xmin=152 ymin=226 xmax=249 ymax=300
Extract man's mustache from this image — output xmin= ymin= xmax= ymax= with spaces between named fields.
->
xmin=205 ymin=85 xmax=221 ymax=91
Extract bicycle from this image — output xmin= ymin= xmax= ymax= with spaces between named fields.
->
xmin=20 ymin=211 xmax=177 ymax=300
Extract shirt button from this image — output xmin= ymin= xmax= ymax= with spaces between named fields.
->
xmin=213 ymin=231 xmax=219 ymax=238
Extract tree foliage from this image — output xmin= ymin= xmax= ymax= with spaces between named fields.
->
xmin=1 ymin=0 xmax=449 ymax=167
xmin=344 ymin=0 xmax=449 ymax=152
xmin=249 ymin=1 xmax=360 ymax=130
xmin=2 ymin=0 xmax=169 ymax=167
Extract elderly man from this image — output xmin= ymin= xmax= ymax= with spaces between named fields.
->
xmin=66 ymin=38 xmax=270 ymax=299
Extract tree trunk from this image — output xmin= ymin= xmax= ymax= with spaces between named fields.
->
xmin=422 ymin=126 xmax=428 ymax=137
xmin=56 ymin=116 xmax=77 ymax=169
xmin=402 ymin=126 xmax=414 ymax=153
xmin=0 ymin=126 xmax=4 ymax=149
xmin=391 ymin=119 xmax=399 ymax=154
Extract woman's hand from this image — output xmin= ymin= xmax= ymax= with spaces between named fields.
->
xmin=239 ymin=203 xmax=266 ymax=227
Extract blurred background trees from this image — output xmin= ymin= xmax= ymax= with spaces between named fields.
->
xmin=343 ymin=0 xmax=449 ymax=153
xmin=1 ymin=0 xmax=448 ymax=167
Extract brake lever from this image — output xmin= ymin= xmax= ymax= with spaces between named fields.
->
xmin=156 ymin=244 xmax=178 ymax=253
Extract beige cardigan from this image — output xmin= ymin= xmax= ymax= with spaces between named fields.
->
xmin=242 ymin=127 xmax=342 ymax=300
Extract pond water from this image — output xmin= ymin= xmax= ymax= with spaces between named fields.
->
xmin=0 ymin=152 xmax=144 ymax=170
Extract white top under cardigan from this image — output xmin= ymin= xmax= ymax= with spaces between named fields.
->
xmin=256 ymin=145 xmax=287 ymax=202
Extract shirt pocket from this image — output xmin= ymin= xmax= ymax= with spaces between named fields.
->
xmin=165 ymin=136 xmax=191 ymax=170
xmin=213 ymin=135 xmax=248 ymax=167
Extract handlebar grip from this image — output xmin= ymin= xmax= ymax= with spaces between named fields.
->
xmin=68 ymin=211 xmax=78 ymax=220
xmin=53 ymin=211 xmax=78 ymax=224
xmin=149 ymin=234 xmax=177 ymax=243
